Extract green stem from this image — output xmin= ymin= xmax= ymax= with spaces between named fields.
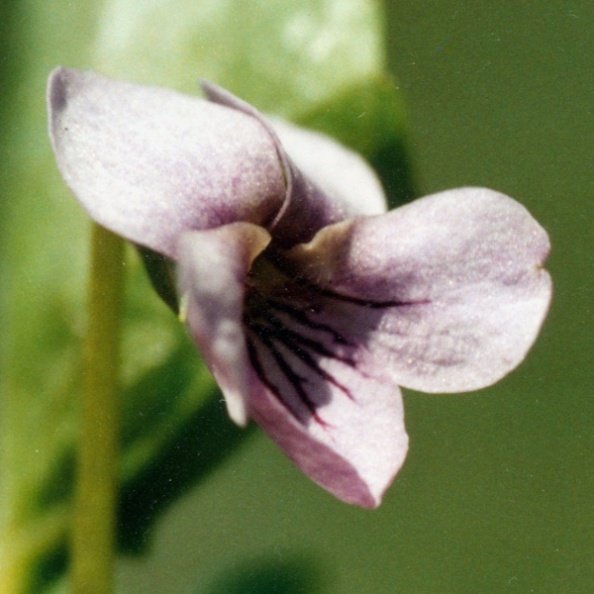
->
xmin=71 ymin=224 xmax=125 ymax=594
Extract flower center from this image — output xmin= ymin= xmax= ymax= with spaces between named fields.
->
xmin=243 ymin=251 xmax=356 ymax=427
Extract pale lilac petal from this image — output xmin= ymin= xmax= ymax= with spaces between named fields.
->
xmin=177 ymin=223 xmax=271 ymax=425
xmin=201 ymin=81 xmax=385 ymax=246
xmin=271 ymin=118 xmax=387 ymax=217
xmin=245 ymin=333 xmax=408 ymax=507
xmin=48 ymin=68 xmax=285 ymax=258
xmin=284 ymin=187 xmax=552 ymax=393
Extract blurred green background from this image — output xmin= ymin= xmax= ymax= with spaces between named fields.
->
xmin=1 ymin=1 xmax=592 ymax=593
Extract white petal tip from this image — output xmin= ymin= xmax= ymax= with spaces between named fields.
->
xmin=225 ymin=396 xmax=248 ymax=427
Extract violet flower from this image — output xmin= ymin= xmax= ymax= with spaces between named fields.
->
xmin=47 ymin=68 xmax=551 ymax=507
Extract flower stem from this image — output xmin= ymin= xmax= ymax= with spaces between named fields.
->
xmin=71 ymin=224 xmax=125 ymax=594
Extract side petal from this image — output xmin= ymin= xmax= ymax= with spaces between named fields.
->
xmin=284 ymin=187 xmax=552 ymax=393
xmin=177 ymin=223 xmax=271 ymax=425
xmin=48 ymin=68 xmax=285 ymax=258
xmin=201 ymin=81 xmax=387 ymax=247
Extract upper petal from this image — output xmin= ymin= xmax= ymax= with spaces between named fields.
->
xmin=201 ymin=81 xmax=387 ymax=247
xmin=177 ymin=223 xmax=271 ymax=425
xmin=48 ymin=68 xmax=285 ymax=258
xmin=284 ymin=187 xmax=552 ymax=393
xmin=271 ymin=118 xmax=387 ymax=217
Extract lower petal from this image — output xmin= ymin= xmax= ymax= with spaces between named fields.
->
xmin=179 ymin=223 xmax=408 ymax=506
xmin=245 ymin=330 xmax=408 ymax=507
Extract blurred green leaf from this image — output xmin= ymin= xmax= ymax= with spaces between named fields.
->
xmin=96 ymin=0 xmax=383 ymax=117
xmin=205 ymin=555 xmax=323 ymax=594
xmin=0 ymin=1 xmax=413 ymax=592
xmin=117 ymin=386 xmax=256 ymax=555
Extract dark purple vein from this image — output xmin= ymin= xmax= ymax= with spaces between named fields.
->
xmin=250 ymin=320 xmax=354 ymax=401
xmin=266 ymin=298 xmax=352 ymax=345
xmin=248 ymin=330 xmax=329 ymax=428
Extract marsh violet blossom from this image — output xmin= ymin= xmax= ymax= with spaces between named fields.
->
xmin=47 ymin=68 xmax=551 ymax=507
